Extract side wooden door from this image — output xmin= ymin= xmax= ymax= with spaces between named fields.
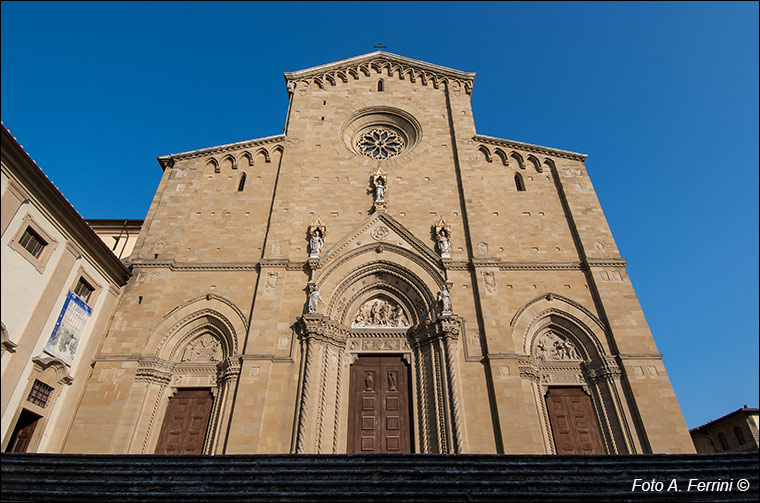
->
xmin=546 ymin=387 xmax=605 ymax=454
xmin=347 ymin=356 xmax=412 ymax=453
xmin=155 ymin=388 xmax=213 ymax=454
xmin=5 ymin=410 xmax=42 ymax=453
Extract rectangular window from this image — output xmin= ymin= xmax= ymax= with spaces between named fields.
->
xmin=27 ymin=380 xmax=54 ymax=408
xmin=18 ymin=227 xmax=47 ymax=258
xmin=73 ymin=277 xmax=94 ymax=304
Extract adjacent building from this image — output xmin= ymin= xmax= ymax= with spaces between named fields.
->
xmin=691 ymin=406 xmax=759 ymax=453
xmin=1 ymin=124 xmax=130 ymax=453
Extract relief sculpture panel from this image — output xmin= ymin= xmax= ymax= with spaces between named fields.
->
xmin=180 ymin=333 xmax=221 ymax=362
xmin=534 ymin=332 xmax=581 ymax=361
xmin=352 ymin=297 xmax=410 ymax=328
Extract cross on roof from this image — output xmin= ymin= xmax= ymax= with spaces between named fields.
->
xmin=373 ymin=43 xmax=387 ymax=49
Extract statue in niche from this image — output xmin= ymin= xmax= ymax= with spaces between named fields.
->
xmin=308 ymin=285 xmax=322 ymax=314
xmin=535 ymin=332 xmax=581 ymax=361
xmin=364 ymin=372 xmax=374 ymax=391
xmin=434 ymin=217 xmax=452 ymax=258
xmin=309 ymin=229 xmax=323 ymax=257
xmin=437 ymin=229 xmax=451 ymax=258
xmin=371 ymin=168 xmax=388 ymax=204
xmin=180 ymin=333 xmax=221 ymax=362
xmin=374 ymin=177 xmax=386 ymax=202
xmin=438 ymin=285 xmax=452 ymax=315
xmin=352 ymin=298 xmax=409 ymax=328
xmin=308 ymin=218 xmax=326 ymax=258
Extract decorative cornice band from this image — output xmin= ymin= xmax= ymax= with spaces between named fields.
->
xmin=616 ymin=353 xmax=664 ymax=361
xmin=584 ymin=257 xmax=628 ymax=268
xmin=450 ymin=260 xmax=585 ymax=271
xmin=128 ymin=258 xmax=627 ymax=273
xmin=473 ymin=134 xmax=587 ymax=162
xmin=157 ymin=134 xmax=286 ymax=166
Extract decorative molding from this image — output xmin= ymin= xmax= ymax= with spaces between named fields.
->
xmin=284 ymin=51 xmax=475 ymax=95
xmin=135 ymin=358 xmax=174 ymax=385
xmin=473 ymin=134 xmax=587 ymax=162
xmin=129 ymin=257 xmax=616 ymax=273
xmin=157 ymin=134 xmax=285 ymax=165
xmin=585 ymin=257 xmax=628 ymax=268
xmin=31 ymin=355 xmax=74 ymax=385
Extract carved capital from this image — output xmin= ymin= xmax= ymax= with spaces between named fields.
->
xmin=135 ymin=358 xmax=174 ymax=385
xmin=217 ymin=357 xmax=242 ymax=383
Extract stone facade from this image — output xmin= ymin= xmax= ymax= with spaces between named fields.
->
xmin=61 ymin=52 xmax=695 ymax=454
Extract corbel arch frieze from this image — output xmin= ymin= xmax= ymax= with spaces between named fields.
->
xmin=526 ymin=154 xmax=542 ymax=173
xmin=254 ymin=147 xmax=271 ymax=164
xmin=238 ymin=151 xmax=254 ymax=167
xmin=493 ymin=148 xmax=509 ymax=166
xmin=477 ymin=145 xmax=492 ymax=163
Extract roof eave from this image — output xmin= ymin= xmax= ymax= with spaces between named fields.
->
xmin=284 ymin=51 xmax=476 ymax=82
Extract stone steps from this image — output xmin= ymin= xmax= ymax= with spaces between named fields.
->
xmin=2 ymin=452 xmax=757 ymax=502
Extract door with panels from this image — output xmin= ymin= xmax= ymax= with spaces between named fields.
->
xmin=347 ymin=356 xmax=412 ymax=453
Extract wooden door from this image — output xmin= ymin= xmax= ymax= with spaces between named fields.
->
xmin=5 ymin=410 xmax=41 ymax=453
xmin=546 ymin=387 xmax=605 ymax=454
xmin=155 ymin=388 xmax=213 ymax=454
xmin=347 ymin=356 xmax=412 ymax=453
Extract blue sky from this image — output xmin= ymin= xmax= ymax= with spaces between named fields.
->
xmin=2 ymin=1 xmax=757 ymax=430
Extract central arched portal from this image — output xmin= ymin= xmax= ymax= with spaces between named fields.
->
xmin=293 ymin=257 xmax=465 ymax=454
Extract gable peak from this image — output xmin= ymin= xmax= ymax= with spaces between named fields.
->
xmin=284 ymin=51 xmax=475 ymax=94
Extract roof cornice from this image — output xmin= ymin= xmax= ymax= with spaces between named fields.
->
xmin=157 ymin=133 xmax=286 ymax=169
xmin=284 ymin=51 xmax=475 ymax=94
xmin=473 ymin=134 xmax=588 ymax=162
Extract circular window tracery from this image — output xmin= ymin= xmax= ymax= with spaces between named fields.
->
xmin=356 ymin=128 xmax=405 ymax=160
xmin=341 ymin=107 xmax=421 ymax=161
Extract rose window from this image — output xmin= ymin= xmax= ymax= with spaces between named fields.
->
xmin=356 ymin=128 xmax=405 ymax=160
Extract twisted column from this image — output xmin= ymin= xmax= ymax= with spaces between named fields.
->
xmin=295 ymin=337 xmax=314 ymax=453
xmin=443 ymin=336 xmax=464 ymax=454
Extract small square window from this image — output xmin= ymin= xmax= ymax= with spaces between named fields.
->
xmin=73 ymin=277 xmax=94 ymax=304
xmin=27 ymin=379 xmax=54 ymax=408
xmin=18 ymin=227 xmax=47 ymax=258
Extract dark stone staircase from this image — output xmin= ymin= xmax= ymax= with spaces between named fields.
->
xmin=1 ymin=452 xmax=758 ymax=502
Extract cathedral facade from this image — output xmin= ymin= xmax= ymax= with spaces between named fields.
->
xmin=62 ymin=52 xmax=694 ymax=455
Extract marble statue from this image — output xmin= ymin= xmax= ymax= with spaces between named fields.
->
xmin=308 ymin=286 xmax=322 ymax=314
xmin=374 ymin=178 xmax=386 ymax=202
xmin=438 ymin=286 xmax=452 ymax=315
xmin=437 ymin=229 xmax=451 ymax=258
xmin=309 ymin=229 xmax=323 ymax=257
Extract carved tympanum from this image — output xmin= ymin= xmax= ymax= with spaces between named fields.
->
xmin=534 ymin=332 xmax=581 ymax=361
xmin=352 ymin=297 xmax=409 ymax=328
xmin=180 ymin=333 xmax=221 ymax=362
